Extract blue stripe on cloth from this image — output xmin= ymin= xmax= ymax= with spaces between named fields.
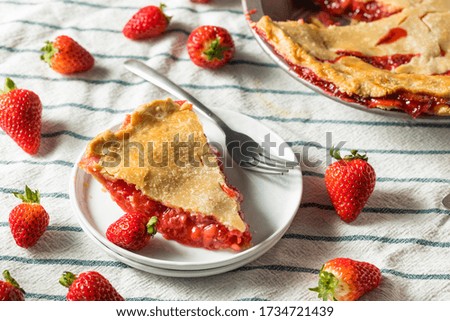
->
xmin=250 ymin=114 xmax=450 ymax=129
xmin=2 ymin=254 xmax=449 ymax=280
xmin=283 ymin=234 xmax=450 ymax=248
xmin=0 ymin=72 xmax=145 ymax=86
xmin=0 ymin=0 xmax=244 ymax=14
xmin=45 ymin=102 xmax=132 ymax=114
xmin=300 ymin=202 xmax=450 ymax=215
xmin=0 ymin=222 xmax=82 ymax=232
xmin=290 ymin=141 xmax=450 ymax=155
xmin=41 ymin=130 xmax=93 ymax=140
xmin=0 ymin=46 xmax=279 ymax=69
xmin=25 ymin=293 xmax=264 ymax=301
xmin=181 ymin=83 xmax=316 ymax=96
xmin=237 ymin=265 xmax=450 ymax=280
xmin=0 ymin=255 xmax=128 ymax=268
xmin=26 ymin=293 xmax=66 ymax=301
xmin=0 ymin=159 xmax=75 ymax=167
xmin=0 ymin=72 xmax=315 ymax=94
xmin=302 ymin=170 xmax=450 ymax=184
xmin=0 ymin=187 xmax=69 ymax=199
xmin=0 ymin=130 xmax=93 ymax=141
xmin=2 ymin=19 xmax=253 ymax=39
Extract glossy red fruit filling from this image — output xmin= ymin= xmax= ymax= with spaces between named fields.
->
xmin=80 ymin=157 xmax=251 ymax=251
xmin=333 ymin=51 xmax=418 ymax=70
xmin=314 ymin=0 xmax=401 ymax=22
xmin=254 ymin=28 xmax=448 ymax=117
xmin=376 ymin=27 xmax=408 ymax=45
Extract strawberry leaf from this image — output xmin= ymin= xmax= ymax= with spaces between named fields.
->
xmin=203 ymin=38 xmax=229 ymax=61
xmin=40 ymin=41 xmax=58 ymax=66
xmin=309 ymin=267 xmax=339 ymax=301
xmin=13 ymin=185 xmax=41 ymax=204
xmin=147 ymin=216 xmax=158 ymax=236
xmin=159 ymin=3 xmax=172 ymax=24
xmin=3 ymin=270 xmax=25 ymax=294
xmin=0 ymin=78 xmax=17 ymax=94
xmin=59 ymin=271 xmax=77 ymax=288
xmin=330 ymin=146 xmax=368 ymax=161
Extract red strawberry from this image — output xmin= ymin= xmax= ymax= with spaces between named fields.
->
xmin=106 ymin=214 xmax=158 ymax=251
xmin=0 ymin=78 xmax=42 ymax=155
xmin=60 ymin=271 xmax=124 ymax=301
xmin=325 ymin=147 xmax=376 ymax=222
xmin=123 ymin=4 xmax=171 ymax=40
xmin=187 ymin=25 xmax=235 ymax=69
xmin=0 ymin=270 xmax=25 ymax=301
xmin=40 ymin=35 xmax=94 ymax=74
xmin=310 ymin=258 xmax=381 ymax=301
xmin=9 ymin=185 xmax=50 ymax=248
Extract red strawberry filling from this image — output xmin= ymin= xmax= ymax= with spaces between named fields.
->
xmin=331 ymin=51 xmax=418 ymax=71
xmin=80 ymin=156 xmax=251 ymax=251
xmin=314 ymin=0 xmax=401 ymax=22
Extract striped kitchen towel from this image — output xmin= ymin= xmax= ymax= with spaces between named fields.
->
xmin=0 ymin=0 xmax=449 ymax=301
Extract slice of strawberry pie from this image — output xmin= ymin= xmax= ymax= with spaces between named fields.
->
xmin=79 ymin=99 xmax=251 ymax=251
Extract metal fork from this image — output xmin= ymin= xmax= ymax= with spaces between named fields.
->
xmin=124 ymin=59 xmax=298 ymax=174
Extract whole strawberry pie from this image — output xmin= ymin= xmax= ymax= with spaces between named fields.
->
xmin=252 ymin=0 xmax=450 ymax=117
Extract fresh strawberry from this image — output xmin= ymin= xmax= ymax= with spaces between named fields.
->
xmin=325 ymin=147 xmax=376 ymax=223
xmin=187 ymin=25 xmax=235 ymax=69
xmin=0 ymin=270 xmax=25 ymax=301
xmin=106 ymin=214 xmax=158 ymax=251
xmin=0 ymin=78 xmax=42 ymax=155
xmin=60 ymin=271 xmax=124 ymax=301
xmin=310 ymin=258 xmax=381 ymax=301
xmin=123 ymin=4 xmax=171 ymax=40
xmin=40 ymin=35 xmax=94 ymax=74
xmin=9 ymin=185 xmax=49 ymax=248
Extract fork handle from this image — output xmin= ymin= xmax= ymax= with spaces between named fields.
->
xmin=124 ymin=59 xmax=230 ymax=130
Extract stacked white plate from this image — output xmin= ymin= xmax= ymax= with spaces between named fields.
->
xmin=69 ymin=109 xmax=303 ymax=277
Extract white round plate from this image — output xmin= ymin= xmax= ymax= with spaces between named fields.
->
xmin=70 ymin=108 xmax=302 ymax=271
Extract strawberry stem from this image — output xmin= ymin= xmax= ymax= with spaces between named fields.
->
xmin=13 ymin=185 xmax=40 ymax=204
xmin=3 ymin=270 xmax=25 ymax=294
xmin=59 ymin=271 xmax=76 ymax=288
xmin=203 ymin=38 xmax=229 ymax=61
xmin=40 ymin=41 xmax=58 ymax=66
xmin=330 ymin=146 xmax=368 ymax=161
xmin=0 ymin=78 xmax=16 ymax=94
xmin=147 ymin=216 xmax=158 ymax=236
xmin=309 ymin=267 xmax=339 ymax=301
xmin=160 ymin=3 xmax=172 ymax=24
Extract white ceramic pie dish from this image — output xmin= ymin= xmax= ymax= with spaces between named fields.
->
xmin=242 ymin=0 xmax=450 ymax=121
xmin=69 ymin=108 xmax=302 ymax=271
